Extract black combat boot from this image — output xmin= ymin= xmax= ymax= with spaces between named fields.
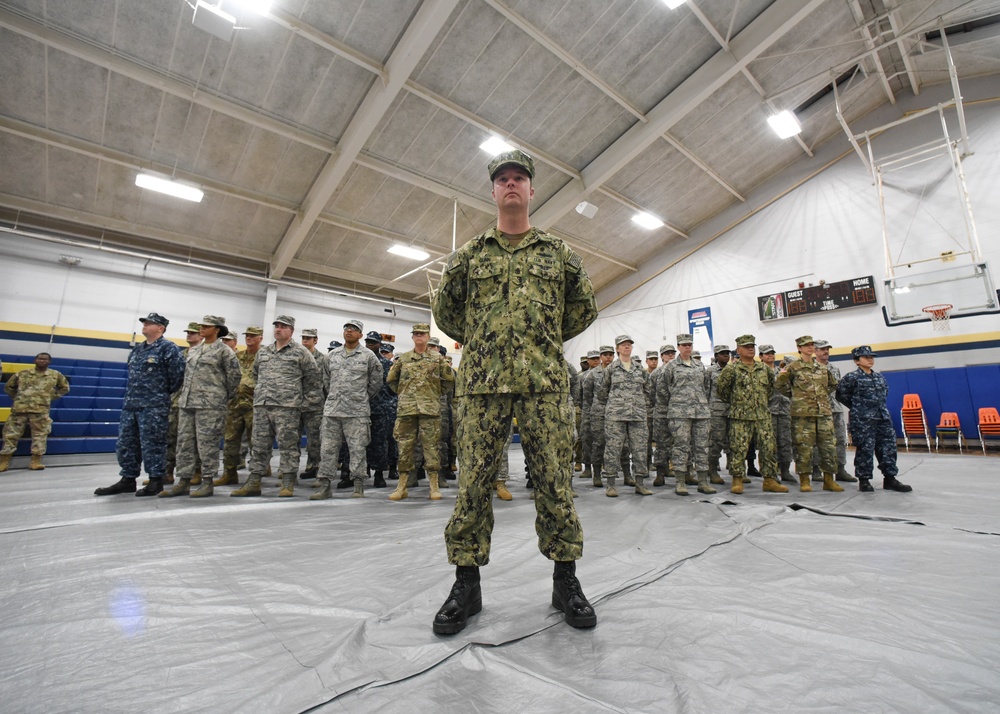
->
xmin=388 ymin=464 xmax=398 ymax=480
xmin=433 ymin=566 xmax=482 ymax=635
xmin=373 ymin=471 xmax=387 ymax=488
xmin=300 ymin=466 xmax=318 ymax=480
xmin=135 ymin=477 xmax=164 ymax=497
xmin=336 ymin=464 xmax=352 ymax=489
xmin=859 ymin=479 xmax=874 ymax=492
xmin=94 ymin=477 xmax=137 ymax=496
xmin=746 ymin=458 xmax=761 ymax=478
xmin=883 ymin=476 xmax=913 ymax=492
xmin=552 ymin=561 xmax=597 ymax=628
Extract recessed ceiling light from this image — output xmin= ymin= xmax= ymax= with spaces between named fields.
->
xmin=631 ymin=212 xmax=665 ymax=230
xmin=135 ymin=172 xmax=204 ymax=203
xmin=767 ymin=110 xmax=802 ymax=139
xmin=388 ymin=244 xmax=430 ymax=261
xmin=663 ymin=0 xmax=687 ymax=9
xmin=575 ymin=201 xmax=599 ymax=219
xmin=479 ymin=136 xmax=515 ymax=155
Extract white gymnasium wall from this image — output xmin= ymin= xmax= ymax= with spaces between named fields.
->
xmin=569 ymin=77 xmax=1000 ymax=370
xmin=0 ymin=233 xmax=429 ymax=363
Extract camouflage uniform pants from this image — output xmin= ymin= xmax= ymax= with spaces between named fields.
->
xmin=165 ymin=406 xmax=179 ymax=472
xmin=249 ymin=406 xmax=300 ymax=478
xmin=445 ymin=393 xmax=582 ymax=566
xmin=772 ymin=413 xmax=793 ymax=464
xmin=394 ymin=414 xmax=440 ymax=474
xmin=579 ymin=408 xmax=591 ymax=463
xmin=320 ymin=416 xmax=370 ymax=480
xmin=646 ymin=415 xmax=654 ymax=469
xmin=496 ymin=424 xmax=516 ymax=483
xmin=1 ymin=412 xmax=52 ymax=455
xmin=708 ymin=413 xmax=729 ymax=472
xmin=438 ymin=404 xmax=452 ymax=471
xmin=652 ymin=415 xmax=671 ymax=472
xmin=366 ymin=412 xmax=392 ymax=471
xmin=448 ymin=403 xmax=457 ymax=466
xmin=116 ymin=406 xmax=170 ymax=478
xmin=386 ymin=406 xmax=398 ymax=467
xmin=573 ymin=405 xmax=582 ymax=464
xmin=728 ymin=418 xmax=777 ymax=479
xmin=602 ymin=419 xmax=648 ymax=480
xmin=812 ymin=412 xmax=848 ymax=470
xmin=300 ymin=409 xmax=323 ymax=471
xmin=669 ymin=417 xmax=709 ymax=473
xmin=849 ymin=418 xmax=898 ymax=480
xmin=792 ymin=416 xmax=837 ymax=476
xmin=590 ymin=410 xmax=607 ymax=470
xmin=223 ymin=402 xmax=253 ymax=470
xmin=176 ymin=408 xmax=226 ymax=481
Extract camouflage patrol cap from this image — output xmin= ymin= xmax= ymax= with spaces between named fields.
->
xmin=365 ymin=330 xmax=382 ymax=343
xmin=614 ymin=334 xmax=634 ymax=346
xmin=782 ymin=355 xmax=799 ymax=366
xmin=221 ymin=334 xmax=236 ymax=342
xmin=632 ymin=356 xmax=642 ymax=364
xmin=587 ymin=350 xmax=600 ymax=359
xmin=713 ymin=344 xmax=731 ymax=354
xmin=734 ymin=334 xmax=756 ymax=347
xmin=660 ymin=344 xmax=676 ymax=355
xmin=139 ymin=312 xmax=169 ymax=327
xmin=488 ymin=149 xmax=535 ymax=181
xmin=758 ymin=343 xmax=775 ymax=354
xmin=676 ymin=333 xmax=694 ymax=345
xmin=795 ymin=335 xmax=815 ymax=347
xmin=646 ymin=350 xmax=659 ymax=359
xmin=852 ymin=345 xmax=877 ymax=358
xmin=428 ymin=336 xmax=441 ymax=347
xmin=243 ymin=326 xmax=264 ymax=336
xmin=184 ymin=322 xmax=201 ymax=333
xmin=599 ymin=345 xmax=615 ymax=354
xmin=692 ymin=351 xmax=702 ymax=359
xmin=412 ymin=323 xmax=430 ymax=334
xmin=580 ymin=355 xmax=589 ymax=362
xmin=273 ymin=315 xmax=295 ymax=327
xmin=300 ymin=328 xmax=318 ymax=338
xmin=815 ymin=339 xmax=831 ymax=349
xmin=200 ymin=315 xmax=229 ymax=337
xmin=344 ymin=319 xmax=364 ymax=333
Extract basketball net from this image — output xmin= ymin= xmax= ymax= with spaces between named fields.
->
xmin=923 ymin=304 xmax=953 ymax=332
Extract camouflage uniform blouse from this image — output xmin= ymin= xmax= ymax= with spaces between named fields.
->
xmin=658 ymin=358 xmax=710 ymax=419
xmin=123 ymin=337 xmax=185 ymax=409
xmin=233 ymin=349 xmax=259 ymax=409
xmin=324 ymin=345 xmax=383 ymax=417
xmin=716 ymin=359 xmax=774 ymax=421
xmin=594 ymin=359 xmax=650 ymax=421
xmin=178 ymin=340 xmax=241 ymax=410
xmin=4 ymin=369 xmax=70 ymax=413
xmin=252 ymin=340 xmax=322 ymax=409
xmin=387 ymin=350 xmax=455 ymax=417
xmin=775 ymin=359 xmax=837 ymax=417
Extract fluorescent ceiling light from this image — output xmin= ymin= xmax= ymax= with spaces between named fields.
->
xmin=663 ymin=0 xmax=687 ymax=8
xmin=233 ymin=0 xmax=271 ymax=14
xmin=388 ymin=244 xmax=430 ymax=261
xmin=631 ymin=212 xmax=664 ymax=230
xmin=767 ymin=110 xmax=802 ymax=139
xmin=479 ymin=136 xmax=515 ymax=155
xmin=135 ymin=172 xmax=204 ymax=203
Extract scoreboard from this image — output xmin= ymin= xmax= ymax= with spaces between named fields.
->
xmin=758 ymin=276 xmax=878 ymax=322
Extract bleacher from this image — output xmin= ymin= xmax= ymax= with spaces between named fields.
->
xmin=1 ymin=354 xmax=125 ymax=456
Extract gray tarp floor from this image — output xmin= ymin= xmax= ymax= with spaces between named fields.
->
xmin=1 ymin=448 xmax=998 ymax=714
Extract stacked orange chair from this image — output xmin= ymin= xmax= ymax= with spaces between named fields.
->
xmin=900 ymin=393 xmax=931 ymax=453
xmin=978 ymin=408 xmax=1000 ymax=455
xmin=934 ymin=412 xmax=964 ymax=453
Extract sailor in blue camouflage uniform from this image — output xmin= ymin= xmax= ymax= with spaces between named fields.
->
xmin=379 ymin=342 xmax=400 ymax=480
xmin=95 ymin=313 xmax=185 ymax=497
xmin=835 ymin=346 xmax=913 ymax=493
xmin=364 ymin=331 xmax=393 ymax=489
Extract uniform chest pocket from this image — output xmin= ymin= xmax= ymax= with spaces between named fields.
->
xmin=469 ymin=260 xmax=506 ymax=307
xmin=526 ymin=260 xmax=561 ymax=307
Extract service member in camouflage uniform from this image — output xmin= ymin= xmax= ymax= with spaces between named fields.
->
xmin=644 ymin=350 xmax=659 ymax=471
xmin=759 ymin=344 xmax=795 ymax=483
xmin=775 ymin=335 xmax=842 ymax=493
xmin=815 ymin=340 xmax=856 ymax=483
xmin=705 ymin=344 xmax=732 ymax=485
xmin=95 ymin=313 xmax=185 ymax=497
xmin=217 ymin=326 xmax=263 ymax=486
xmin=379 ymin=342 xmax=400 ymax=480
xmin=386 ymin=323 xmax=454 ymax=501
xmin=658 ymin=334 xmax=712 ymax=495
xmin=300 ymin=328 xmax=331 ymax=481
xmin=650 ymin=344 xmax=677 ymax=486
xmin=161 ymin=316 xmax=241 ymax=498
xmin=0 ymin=353 xmax=70 ymax=472
xmin=596 ymin=335 xmax=652 ymax=497
xmin=311 ymin=320 xmax=384 ymax=499
xmin=165 ymin=322 xmax=203 ymax=484
xmin=232 ymin=315 xmax=322 ymax=498
xmin=716 ymin=334 xmax=788 ymax=495
xmin=364 ymin=330 xmax=394 ymax=489
xmin=835 ymin=346 xmax=912 ymax=493
xmin=431 ymin=150 xmax=598 ymax=635
xmin=584 ymin=345 xmax=616 ymax=487
xmin=577 ymin=350 xmax=600 ymax=480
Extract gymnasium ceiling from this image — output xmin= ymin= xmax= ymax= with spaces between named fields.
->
xmin=2 ymin=0 xmax=1000 ymax=305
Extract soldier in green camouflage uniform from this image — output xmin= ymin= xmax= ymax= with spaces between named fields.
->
xmin=650 ymin=344 xmax=676 ymax=486
xmin=300 ymin=328 xmax=331 ymax=481
xmin=644 ymin=350 xmax=659 ymax=475
xmin=161 ymin=316 xmax=241 ymax=498
xmin=165 ymin=322 xmax=203 ymax=483
xmin=585 ymin=345 xmax=615 ymax=487
xmin=232 ymin=315 xmax=322 ymax=498
xmin=596 ymin=335 xmax=652 ymax=497
xmin=217 ymin=327 xmax=262 ymax=486
xmin=386 ymin=323 xmax=455 ymax=501
xmin=705 ymin=344 xmax=731 ymax=485
xmin=716 ymin=335 xmax=788 ymax=495
xmin=578 ymin=350 xmax=600 ymax=480
xmin=431 ymin=150 xmax=598 ymax=635
xmin=0 ymin=353 xmax=70 ymax=472
xmin=658 ymin=334 xmax=712 ymax=495
xmin=774 ymin=335 xmax=843 ymax=493
xmin=759 ymin=344 xmax=795 ymax=482
xmin=816 ymin=340 xmax=856 ymax=483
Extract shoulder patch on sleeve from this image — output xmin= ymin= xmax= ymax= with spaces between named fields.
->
xmin=567 ymin=251 xmax=584 ymax=270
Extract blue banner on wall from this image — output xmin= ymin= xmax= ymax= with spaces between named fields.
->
xmin=687 ymin=307 xmax=713 ymax=357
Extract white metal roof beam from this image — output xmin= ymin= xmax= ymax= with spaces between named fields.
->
xmin=662 ymin=133 xmax=746 ymax=203
xmin=268 ymin=0 xmax=461 ymax=279
xmin=529 ymin=0 xmax=827 ymax=230
xmin=597 ymin=186 xmax=688 ymax=239
xmin=848 ymin=0 xmax=896 ymax=105
xmin=888 ymin=8 xmax=921 ymax=95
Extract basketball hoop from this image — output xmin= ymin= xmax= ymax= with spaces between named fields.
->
xmin=922 ymin=304 xmax=953 ymax=332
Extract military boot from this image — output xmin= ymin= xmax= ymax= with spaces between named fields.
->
xmin=438 ymin=474 xmax=451 ymax=489
xmin=675 ymin=475 xmax=689 ymax=496
xmin=883 ymin=476 xmax=912 ymax=492
xmin=190 ymin=477 xmax=214 ymax=498
xmin=836 ymin=465 xmax=857 ymax=482
xmin=428 ymin=473 xmax=442 ymax=501
xmin=574 ymin=462 xmax=582 ymax=473
xmin=278 ymin=474 xmax=295 ymax=497
xmin=300 ymin=465 xmax=318 ymax=481
xmin=685 ymin=469 xmax=698 ymax=486
xmin=799 ymin=474 xmax=813 ymax=492
xmin=94 ymin=476 xmax=137 ymax=496
xmin=433 ymin=565 xmax=482 ymax=635
xmin=0 ymin=454 xmax=10 ymax=472
xmin=310 ymin=477 xmax=333 ymax=500
xmin=336 ymin=473 xmax=352 ymax=489
xmin=696 ymin=471 xmax=716 ymax=494
xmin=552 ymin=561 xmax=597 ymax=629
xmin=822 ymin=473 xmax=844 ymax=492
xmin=581 ymin=464 xmax=592 ymax=479
xmin=351 ymin=477 xmax=365 ymax=499
xmin=708 ymin=468 xmax=725 ymax=485
xmin=29 ymin=455 xmax=44 ymax=470
xmin=449 ymin=460 xmax=458 ymax=474
xmin=144 ymin=470 xmax=174 ymax=486
xmin=652 ymin=472 xmax=665 ymax=487
xmin=623 ymin=470 xmax=635 ymax=487
xmin=372 ymin=471 xmax=387 ymax=488
xmin=389 ymin=475 xmax=409 ymax=501
xmin=231 ymin=474 xmax=263 ymax=497
xmin=779 ymin=462 xmax=796 ymax=483
xmin=214 ymin=468 xmax=239 ymax=486
xmin=634 ymin=476 xmax=652 ymax=496
xmin=811 ymin=466 xmax=822 ymax=483
xmin=190 ymin=469 xmax=202 ymax=486
xmin=592 ymin=461 xmax=603 ymax=487
xmin=407 ymin=471 xmax=419 ymax=488
xmin=135 ymin=477 xmax=163 ymax=497
xmin=388 ymin=464 xmax=399 ymax=480
xmin=495 ymin=482 xmax=513 ymax=501
xmin=762 ymin=477 xmax=789 ymax=493
xmin=731 ymin=476 xmax=744 ymax=495
xmin=605 ymin=477 xmax=618 ymax=498
xmin=159 ymin=478 xmax=191 ymax=497
xmin=746 ymin=459 xmax=761 ymax=478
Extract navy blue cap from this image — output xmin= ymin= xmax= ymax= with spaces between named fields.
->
xmin=139 ymin=312 xmax=169 ymax=327
xmin=852 ymin=345 xmax=877 ymax=359
xmin=380 ymin=343 xmax=394 ymax=353
xmin=365 ymin=330 xmax=382 ymax=343
xmin=328 ymin=340 xmax=343 ymax=351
